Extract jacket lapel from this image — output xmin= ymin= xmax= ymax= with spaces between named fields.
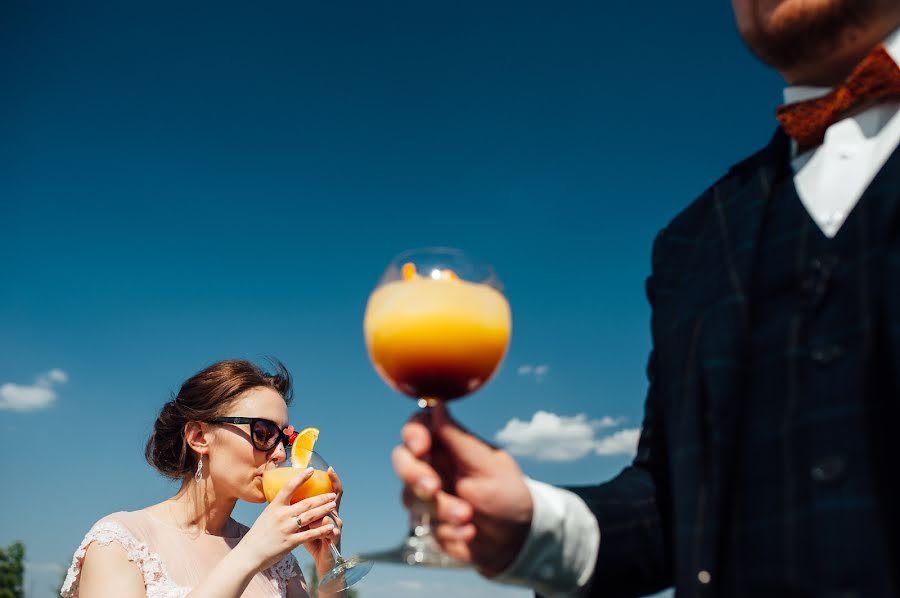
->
xmin=693 ymin=129 xmax=790 ymax=578
xmin=699 ymin=129 xmax=789 ymax=426
xmin=711 ymin=129 xmax=790 ymax=326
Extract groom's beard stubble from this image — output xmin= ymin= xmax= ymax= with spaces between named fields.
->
xmin=742 ymin=0 xmax=879 ymax=74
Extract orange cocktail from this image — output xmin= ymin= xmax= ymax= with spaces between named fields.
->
xmin=364 ymin=273 xmax=511 ymax=400
xmin=362 ymin=248 xmax=512 ymax=567
xmin=262 ymin=467 xmax=334 ymax=504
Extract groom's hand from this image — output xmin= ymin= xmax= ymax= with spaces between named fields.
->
xmin=392 ymin=403 xmax=533 ymax=577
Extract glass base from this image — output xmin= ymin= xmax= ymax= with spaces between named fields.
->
xmin=318 ymin=555 xmax=373 ymax=593
xmin=362 ymin=530 xmax=469 ymax=568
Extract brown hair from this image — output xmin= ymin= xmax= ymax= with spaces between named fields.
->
xmin=145 ymin=359 xmax=293 ymax=480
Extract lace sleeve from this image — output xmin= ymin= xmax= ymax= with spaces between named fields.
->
xmin=61 ymin=520 xmax=189 ymax=598
xmin=269 ymin=551 xmax=304 ymax=595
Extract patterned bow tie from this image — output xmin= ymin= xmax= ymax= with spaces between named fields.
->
xmin=776 ymin=44 xmax=900 ymax=153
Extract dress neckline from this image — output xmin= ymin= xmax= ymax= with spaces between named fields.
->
xmin=140 ymin=509 xmax=245 ymax=540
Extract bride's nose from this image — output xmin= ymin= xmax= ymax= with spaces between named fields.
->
xmin=269 ymin=442 xmax=287 ymax=465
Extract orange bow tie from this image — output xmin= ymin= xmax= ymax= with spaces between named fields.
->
xmin=776 ymin=44 xmax=900 ymax=153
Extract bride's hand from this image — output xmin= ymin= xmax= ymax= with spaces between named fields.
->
xmin=303 ymin=467 xmax=344 ymax=572
xmin=238 ymin=468 xmax=339 ymax=573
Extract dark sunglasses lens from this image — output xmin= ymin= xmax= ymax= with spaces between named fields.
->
xmin=251 ymin=420 xmax=280 ymax=450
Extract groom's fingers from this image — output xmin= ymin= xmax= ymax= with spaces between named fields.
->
xmin=434 ymin=522 xmax=476 ymax=542
xmin=431 ymin=402 xmax=497 ymax=471
xmin=403 ymin=403 xmax=497 ymax=471
xmin=392 ymin=444 xmax=440 ymax=499
xmin=400 ymin=487 xmax=474 ymax=526
xmin=401 ymin=419 xmax=432 ymax=457
xmin=436 ymin=532 xmax=475 ymax=564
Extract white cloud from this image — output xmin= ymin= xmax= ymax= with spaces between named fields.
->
xmin=494 ymin=410 xmax=639 ymax=462
xmin=496 ymin=411 xmax=596 ymax=461
xmin=0 ymin=369 xmax=68 ymax=411
xmin=0 ymin=384 xmax=57 ymax=411
xmin=43 ymin=369 xmax=69 ymax=384
xmin=595 ymin=415 xmax=625 ymax=428
xmin=516 ymin=364 xmax=549 ymax=380
xmin=595 ymin=428 xmax=641 ymax=456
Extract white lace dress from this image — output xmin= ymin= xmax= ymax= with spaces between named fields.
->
xmin=61 ymin=510 xmax=303 ymax=598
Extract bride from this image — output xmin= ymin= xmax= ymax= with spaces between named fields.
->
xmin=62 ymin=359 xmax=344 ymax=597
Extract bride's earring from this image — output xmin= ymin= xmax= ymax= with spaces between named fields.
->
xmin=195 ymin=457 xmax=203 ymax=482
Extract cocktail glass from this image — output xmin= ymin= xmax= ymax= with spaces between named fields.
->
xmin=262 ymin=449 xmax=372 ymax=592
xmin=362 ymin=247 xmax=511 ymax=566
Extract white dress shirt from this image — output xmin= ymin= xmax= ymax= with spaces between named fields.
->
xmin=789 ymin=27 xmax=900 ymax=237
xmin=492 ymin=27 xmax=900 ymax=597
xmin=491 ymin=478 xmax=600 ymax=596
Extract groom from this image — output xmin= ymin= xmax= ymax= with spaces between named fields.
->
xmin=393 ymin=0 xmax=900 ymax=595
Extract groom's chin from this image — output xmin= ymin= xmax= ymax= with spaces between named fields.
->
xmin=736 ymin=0 xmax=877 ymax=72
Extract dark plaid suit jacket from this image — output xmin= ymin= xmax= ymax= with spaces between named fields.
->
xmin=568 ymin=130 xmax=900 ymax=597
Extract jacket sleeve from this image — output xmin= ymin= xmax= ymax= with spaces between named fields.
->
xmin=566 ymin=231 xmax=673 ymax=597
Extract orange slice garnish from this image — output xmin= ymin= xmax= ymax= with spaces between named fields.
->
xmin=402 ymin=263 xmax=458 ymax=281
xmin=402 ymin=262 xmax=417 ymax=281
xmin=291 ymin=427 xmax=320 ymax=468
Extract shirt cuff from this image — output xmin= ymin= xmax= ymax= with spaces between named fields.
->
xmin=489 ymin=478 xmax=600 ymax=596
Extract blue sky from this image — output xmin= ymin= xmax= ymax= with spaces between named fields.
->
xmin=1 ymin=1 xmax=784 ymax=596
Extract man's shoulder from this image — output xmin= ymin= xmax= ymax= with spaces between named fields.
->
xmin=658 ymin=132 xmax=783 ymax=245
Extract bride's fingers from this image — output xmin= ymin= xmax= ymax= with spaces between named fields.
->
xmin=327 ymin=467 xmax=343 ymax=499
xmin=320 ymin=512 xmax=342 ymax=530
xmin=307 ymin=515 xmax=342 ymax=541
xmin=272 ymin=468 xmax=314 ymax=505
xmin=327 ymin=513 xmax=342 ymax=540
xmin=294 ymin=522 xmax=335 ymax=544
xmin=306 ymin=513 xmax=341 ymax=530
xmin=292 ymin=500 xmax=338 ymax=530
xmin=288 ymin=493 xmax=336 ymax=517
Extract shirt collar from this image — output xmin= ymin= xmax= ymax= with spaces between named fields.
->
xmin=782 ymin=26 xmax=900 ymax=104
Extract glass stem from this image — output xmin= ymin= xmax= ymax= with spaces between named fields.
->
xmin=328 ymin=541 xmax=344 ymax=565
xmin=410 ymin=398 xmax=440 ymax=538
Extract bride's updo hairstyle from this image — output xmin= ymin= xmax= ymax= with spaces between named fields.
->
xmin=146 ymin=359 xmax=293 ymax=480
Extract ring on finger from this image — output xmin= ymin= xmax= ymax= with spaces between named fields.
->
xmin=296 ymin=516 xmax=305 ymax=530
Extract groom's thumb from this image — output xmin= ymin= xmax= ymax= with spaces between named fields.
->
xmin=432 ymin=402 xmax=496 ymax=470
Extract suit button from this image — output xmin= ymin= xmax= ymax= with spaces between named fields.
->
xmin=803 ymin=255 xmax=838 ymax=306
xmin=810 ymin=345 xmax=843 ymax=364
xmin=811 ymin=455 xmax=847 ymax=483
xmin=697 ymin=570 xmax=711 ymax=584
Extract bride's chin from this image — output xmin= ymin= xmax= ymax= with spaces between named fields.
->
xmin=242 ymin=488 xmax=267 ymax=504
xmin=243 ymin=479 xmax=267 ymax=503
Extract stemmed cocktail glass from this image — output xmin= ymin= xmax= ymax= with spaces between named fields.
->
xmin=262 ymin=449 xmax=372 ymax=592
xmin=362 ymin=247 xmax=511 ymax=566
